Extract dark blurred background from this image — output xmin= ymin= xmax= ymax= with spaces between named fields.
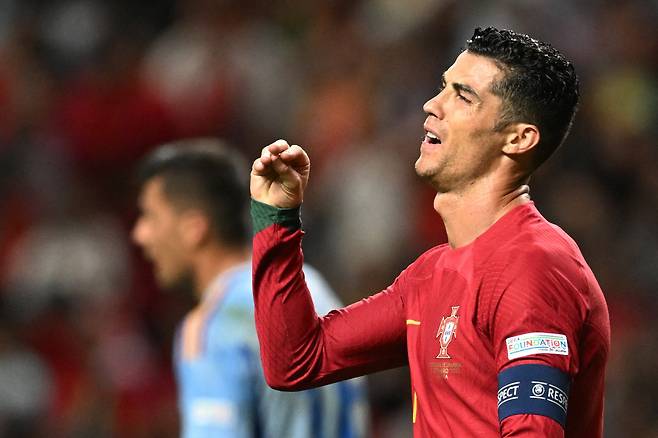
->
xmin=0 ymin=0 xmax=656 ymax=437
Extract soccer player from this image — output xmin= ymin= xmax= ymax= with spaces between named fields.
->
xmin=132 ymin=139 xmax=368 ymax=438
xmin=249 ymin=27 xmax=610 ymax=437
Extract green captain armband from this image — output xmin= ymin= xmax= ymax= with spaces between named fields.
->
xmin=250 ymin=199 xmax=302 ymax=234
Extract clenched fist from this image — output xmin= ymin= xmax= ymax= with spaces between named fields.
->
xmin=251 ymin=140 xmax=310 ymax=208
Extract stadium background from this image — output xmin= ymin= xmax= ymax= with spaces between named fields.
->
xmin=0 ymin=0 xmax=656 ymax=436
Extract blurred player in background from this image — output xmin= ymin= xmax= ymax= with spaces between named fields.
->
xmin=132 ymin=139 xmax=368 ymax=438
xmin=249 ymin=27 xmax=610 ymax=437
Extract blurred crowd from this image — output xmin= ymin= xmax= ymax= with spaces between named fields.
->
xmin=0 ymin=0 xmax=656 ymax=437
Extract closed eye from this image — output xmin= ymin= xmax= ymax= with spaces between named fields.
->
xmin=456 ymin=93 xmax=472 ymax=104
xmin=437 ymin=78 xmax=474 ymax=104
xmin=440 ymin=73 xmax=481 ymax=104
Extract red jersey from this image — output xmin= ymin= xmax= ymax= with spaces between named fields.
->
xmin=251 ymin=200 xmax=610 ymax=437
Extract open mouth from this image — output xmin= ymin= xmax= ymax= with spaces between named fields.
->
xmin=423 ymin=131 xmax=442 ymax=144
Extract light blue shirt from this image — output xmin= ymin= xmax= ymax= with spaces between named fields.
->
xmin=175 ymin=262 xmax=368 ymax=438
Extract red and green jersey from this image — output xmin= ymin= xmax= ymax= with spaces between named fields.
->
xmin=251 ymin=200 xmax=610 ymax=437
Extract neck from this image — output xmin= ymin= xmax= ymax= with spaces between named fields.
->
xmin=192 ymin=244 xmax=250 ymax=299
xmin=434 ymin=175 xmax=530 ymax=249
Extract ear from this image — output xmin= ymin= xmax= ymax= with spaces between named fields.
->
xmin=501 ymin=123 xmax=540 ymax=156
xmin=178 ymin=210 xmax=210 ymax=250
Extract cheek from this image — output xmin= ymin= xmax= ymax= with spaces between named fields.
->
xmin=159 ymin=228 xmax=184 ymax=258
xmin=463 ymin=131 xmax=501 ymax=171
xmin=155 ymin=236 xmax=188 ymax=281
xmin=148 ymin=222 xmax=182 ymax=259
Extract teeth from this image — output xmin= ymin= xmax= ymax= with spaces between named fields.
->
xmin=425 ymin=131 xmax=441 ymax=144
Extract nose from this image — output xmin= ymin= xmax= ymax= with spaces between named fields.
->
xmin=423 ymin=92 xmax=445 ymax=120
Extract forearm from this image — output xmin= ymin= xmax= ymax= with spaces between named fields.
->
xmin=251 ymin=200 xmax=407 ymax=390
xmin=251 ymin=200 xmax=323 ymax=389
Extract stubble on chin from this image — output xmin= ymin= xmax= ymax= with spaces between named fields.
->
xmin=414 ymin=158 xmax=443 ymax=190
xmin=414 ymin=156 xmax=431 ymax=180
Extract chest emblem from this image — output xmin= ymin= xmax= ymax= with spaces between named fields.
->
xmin=435 ymin=306 xmax=460 ymax=359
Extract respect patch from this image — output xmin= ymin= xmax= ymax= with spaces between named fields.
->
xmin=506 ymin=332 xmax=568 ymax=360
xmin=497 ymin=364 xmax=570 ymax=427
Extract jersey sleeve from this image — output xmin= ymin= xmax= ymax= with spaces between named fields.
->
xmin=251 ymin=200 xmax=408 ymax=391
xmin=483 ymin=248 xmax=588 ymax=436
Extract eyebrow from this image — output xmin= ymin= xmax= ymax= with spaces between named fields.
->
xmin=442 ymin=74 xmax=482 ymax=102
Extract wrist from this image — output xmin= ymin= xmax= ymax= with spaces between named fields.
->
xmin=250 ymin=199 xmax=302 ymax=234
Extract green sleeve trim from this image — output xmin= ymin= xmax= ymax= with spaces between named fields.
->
xmin=250 ymin=199 xmax=301 ymax=235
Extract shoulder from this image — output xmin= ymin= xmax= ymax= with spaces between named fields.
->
xmin=487 ymin=210 xmax=587 ymax=283
xmin=221 ymin=263 xmax=255 ymax=310
xmin=476 ymin=214 xmax=592 ymax=326
xmin=206 ymin=267 xmax=258 ymax=347
xmin=418 ymin=243 xmax=451 ymax=262
xmin=373 ymin=244 xmax=450 ymax=295
xmin=404 ymin=244 xmax=451 ymax=278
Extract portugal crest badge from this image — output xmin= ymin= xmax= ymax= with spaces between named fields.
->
xmin=436 ymin=306 xmax=460 ymax=359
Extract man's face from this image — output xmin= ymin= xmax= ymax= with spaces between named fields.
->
xmin=416 ymin=51 xmax=507 ymax=192
xmin=133 ymin=177 xmax=191 ymax=289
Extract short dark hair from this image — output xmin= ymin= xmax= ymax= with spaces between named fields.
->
xmin=466 ymin=27 xmax=579 ymax=168
xmin=137 ymin=138 xmax=249 ymax=247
